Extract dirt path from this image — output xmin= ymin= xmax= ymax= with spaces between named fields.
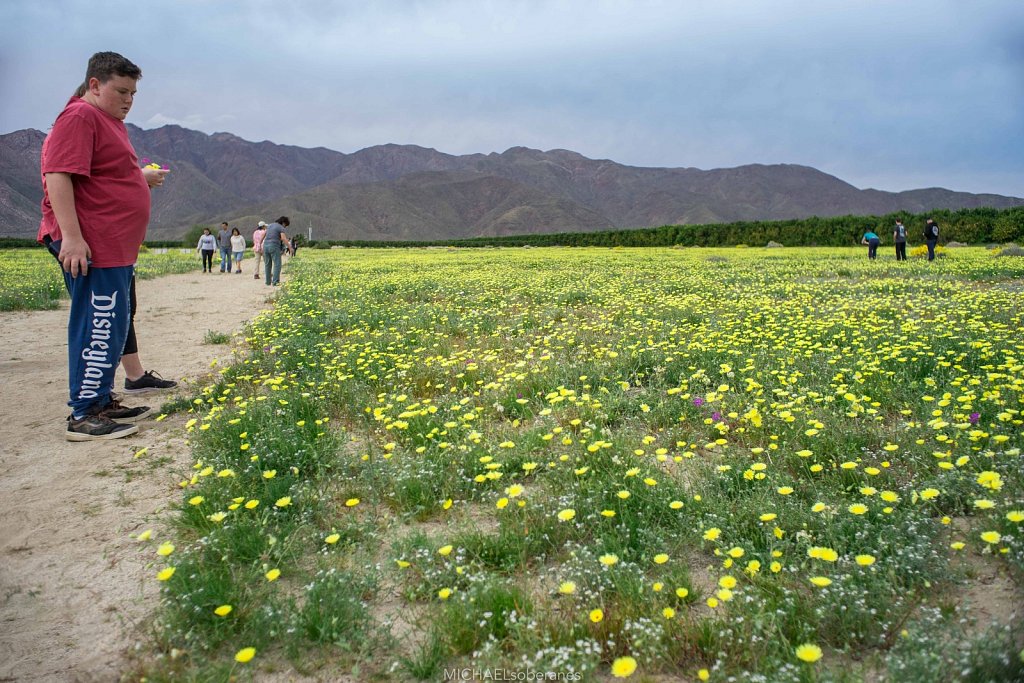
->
xmin=0 ymin=267 xmax=276 ymax=682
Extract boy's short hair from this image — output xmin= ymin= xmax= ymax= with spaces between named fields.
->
xmin=74 ymin=52 xmax=141 ymax=97
xmin=276 ymin=216 xmax=291 ymax=226
xmin=86 ymin=51 xmax=142 ymax=83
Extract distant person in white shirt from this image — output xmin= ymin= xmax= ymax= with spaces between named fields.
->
xmin=230 ymin=227 xmax=246 ymax=274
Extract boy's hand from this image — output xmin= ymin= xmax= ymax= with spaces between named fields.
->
xmin=58 ymin=235 xmax=92 ymax=277
xmin=143 ymin=167 xmax=170 ymax=188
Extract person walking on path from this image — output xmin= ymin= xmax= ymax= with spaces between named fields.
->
xmin=893 ymin=219 xmax=908 ymax=261
xmin=217 ymin=221 xmax=232 ymax=273
xmin=230 ymin=227 xmax=246 ymax=274
xmin=263 ymin=217 xmax=291 ymax=287
xmin=37 ymin=51 xmax=168 ymax=440
xmin=252 ymin=221 xmax=267 ymax=280
xmin=197 ymin=227 xmax=216 ymax=272
xmin=861 ymin=229 xmax=881 ymax=260
xmin=924 ymin=218 xmax=940 ymax=261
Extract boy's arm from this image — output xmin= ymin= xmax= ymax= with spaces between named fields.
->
xmin=45 ymin=172 xmax=91 ymax=277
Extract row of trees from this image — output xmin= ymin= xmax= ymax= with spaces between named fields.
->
xmin=4 ymin=206 xmax=1022 ymax=250
xmin=380 ymin=206 xmax=1024 ymax=249
xmin=312 ymin=206 xmax=1024 ymax=249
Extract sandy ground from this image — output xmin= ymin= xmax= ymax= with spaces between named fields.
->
xmin=0 ymin=266 xmax=275 ymax=682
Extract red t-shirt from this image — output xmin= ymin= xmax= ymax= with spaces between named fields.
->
xmin=37 ymin=97 xmax=151 ymax=268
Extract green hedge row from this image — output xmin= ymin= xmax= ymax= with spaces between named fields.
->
xmin=322 ymin=206 xmax=1024 ymax=249
xmin=4 ymin=206 xmax=1022 ymax=250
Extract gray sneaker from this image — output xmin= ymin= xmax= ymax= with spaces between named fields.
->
xmin=66 ymin=414 xmax=139 ymax=441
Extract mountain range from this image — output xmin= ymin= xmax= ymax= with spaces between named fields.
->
xmin=2 ymin=125 xmax=1021 ymax=241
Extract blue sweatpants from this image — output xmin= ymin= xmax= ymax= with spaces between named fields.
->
xmin=64 ymin=265 xmax=134 ymax=418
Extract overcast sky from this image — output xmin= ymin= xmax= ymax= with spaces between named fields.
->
xmin=2 ymin=0 xmax=1021 ymax=196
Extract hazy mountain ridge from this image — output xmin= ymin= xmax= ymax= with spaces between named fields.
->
xmin=1 ymin=125 xmax=1021 ymax=239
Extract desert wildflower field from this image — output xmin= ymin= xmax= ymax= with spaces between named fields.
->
xmin=112 ymin=246 xmax=1021 ymax=681
xmin=0 ymin=247 xmax=197 ymax=311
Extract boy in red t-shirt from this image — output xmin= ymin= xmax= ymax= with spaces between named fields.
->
xmin=38 ymin=52 xmax=170 ymax=440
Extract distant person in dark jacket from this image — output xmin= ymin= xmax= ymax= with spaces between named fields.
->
xmin=923 ymin=218 xmax=939 ymax=261
xmin=893 ymin=220 xmax=908 ymax=261
xmin=861 ymin=229 xmax=881 ymax=260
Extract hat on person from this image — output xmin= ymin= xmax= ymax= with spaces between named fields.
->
xmin=258 ymin=221 xmax=267 ymax=227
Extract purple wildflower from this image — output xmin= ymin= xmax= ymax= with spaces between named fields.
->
xmin=693 ymin=397 xmax=704 ymax=407
xmin=969 ymin=412 xmax=980 ymax=424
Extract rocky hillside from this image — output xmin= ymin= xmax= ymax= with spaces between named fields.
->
xmin=2 ymin=125 xmax=1020 ymax=239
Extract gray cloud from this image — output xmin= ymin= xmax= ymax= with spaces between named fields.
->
xmin=2 ymin=0 xmax=1021 ymax=195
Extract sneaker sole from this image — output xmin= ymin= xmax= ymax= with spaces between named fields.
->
xmin=66 ymin=424 xmax=139 ymax=441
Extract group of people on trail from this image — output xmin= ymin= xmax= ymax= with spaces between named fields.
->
xmin=196 ymin=222 xmax=249 ymax=275
xmin=196 ymin=218 xmax=293 ymax=285
xmin=861 ymin=218 xmax=941 ymax=261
